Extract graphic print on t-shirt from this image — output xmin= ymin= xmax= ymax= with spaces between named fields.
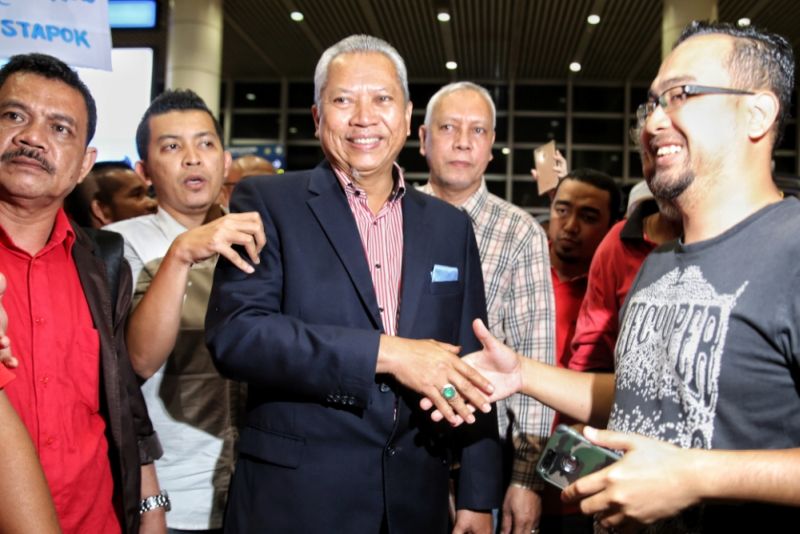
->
xmin=610 ymin=266 xmax=747 ymax=449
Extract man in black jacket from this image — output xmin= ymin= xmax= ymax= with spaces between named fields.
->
xmin=0 ymin=53 xmax=162 ymax=533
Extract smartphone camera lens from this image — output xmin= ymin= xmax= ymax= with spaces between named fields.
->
xmin=540 ymin=450 xmax=557 ymax=471
xmin=559 ymin=455 xmax=579 ymax=474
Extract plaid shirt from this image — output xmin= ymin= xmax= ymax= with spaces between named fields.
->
xmin=419 ymin=180 xmax=555 ymax=488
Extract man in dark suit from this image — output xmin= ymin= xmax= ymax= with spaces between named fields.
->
xmin=206 ymin=34 xmax=502 ymax=533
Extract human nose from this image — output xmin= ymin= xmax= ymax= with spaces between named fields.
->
xmin=183 ymin=145 xmax=201 ymax=166
xmin=562 ymin=213 xmax=579 ymax=233
xmin=644 ymin=100 xmax=670 ymax=135
xmin=454 ymin=128 xmax=471 ymax=151
xmin=351 ymin=97 xmax=378 ymax=127
xmin=14 ymin=118 xmax=47 ymax=151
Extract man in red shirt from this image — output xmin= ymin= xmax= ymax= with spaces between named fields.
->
xmin=543 ymin=168 xmax=620 ymax=532
xmin=0 ymin=53 xmax=163 ymax=533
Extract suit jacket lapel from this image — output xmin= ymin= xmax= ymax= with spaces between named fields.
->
xmin=397 ymin=188 xmax=432 ymax=337
xmin=306 ymin=164 xmax=383 ymax=330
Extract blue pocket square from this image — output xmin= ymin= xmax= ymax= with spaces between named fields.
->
xmin=431 ymin=264 xmax=458 ymax=282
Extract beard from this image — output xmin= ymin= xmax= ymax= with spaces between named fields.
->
xmin=648 ymin=165 xmax=694 ymax=201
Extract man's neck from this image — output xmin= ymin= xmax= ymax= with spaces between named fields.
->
xmin=0 ymin=201 xmax=60 ymax=256
xmin=349 ymin=170 xmax=396 ymax=216
xmin=159 ymin=204 xmax=208 ymax=230
xmin=427 ymin=178 xmax=480 ymax=207
xmin=549 ymin=248 xmax=588 ymax=282
xmin=677 ymin=168 xmax=781 ymax=244
xmin=644 ymin=212 xmax=683 ymax=246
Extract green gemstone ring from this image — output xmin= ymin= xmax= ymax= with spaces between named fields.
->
xmin=441 ymin=383 xmax=457 ymax=401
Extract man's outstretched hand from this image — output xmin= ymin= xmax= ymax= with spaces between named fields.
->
xmin=420 ymin=319 xmax=524 ymax=424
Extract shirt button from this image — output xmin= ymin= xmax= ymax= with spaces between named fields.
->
xmin=45 ymin=437 xmax=54 ymax=445
xmin=41 ymin=376 xmax=49 ymax=385
xmin=375 ymin=263 xmax=381 ymax=269
xmin=33 ymin=317 xmax=43 ymax=325
xmin=378 ymin=307 xmax=384 ymax=313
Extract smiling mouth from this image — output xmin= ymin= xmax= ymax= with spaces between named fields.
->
xmin=350 ymin=137 xmax=381 ymax=145
xmin=656 ymin=145 xmax=683 ymax=157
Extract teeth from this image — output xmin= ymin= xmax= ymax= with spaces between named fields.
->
xmin=352 ymin=137 xmax=379 ymax=145
xmin=657 ymin=145 xmax=682 ymax=156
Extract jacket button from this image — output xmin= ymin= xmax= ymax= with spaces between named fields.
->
xmin=379 ymin=383 xmax=391 ymax=393
xmin=386 ymin=447 xmax=396 ymax=457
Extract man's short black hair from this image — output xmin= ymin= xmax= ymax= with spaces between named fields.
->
xmin=0 ymin=53 xmax=97 ymax=146
xmin=676 ymin=21 xmax=795 ymax=149
xmin=136 ymin=89 xmax=223 ymax=160
xmin=555 ymin=168 xmax=622 ymax=224
xmin=91 ymin=160 xmax=136 ymax=205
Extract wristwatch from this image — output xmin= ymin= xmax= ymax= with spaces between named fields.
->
xmin=139 ymin=490 xmax=171 ymax=514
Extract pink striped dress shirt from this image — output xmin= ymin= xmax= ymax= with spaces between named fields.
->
xmin=333 ymin=166 xmax=405 ymax=335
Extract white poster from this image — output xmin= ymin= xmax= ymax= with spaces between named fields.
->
xmin=0 ymin=0 xmax=111 ymax=70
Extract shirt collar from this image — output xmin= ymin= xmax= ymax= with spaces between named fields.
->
xmin=417 ymin=178 xmax=488 ymax=221
xmin=155 ymin=206 xmax=189 ymax=237
xmin=621 ymin=198 xmax=660 ymax=241
xmin=0 ymin=208 xmax=75 ymax=258
xmin=333 ymin=163 xmax=407 ymax=203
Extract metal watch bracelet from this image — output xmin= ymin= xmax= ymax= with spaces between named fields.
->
xmin=139 ymin=490 xmax=171 ymax=514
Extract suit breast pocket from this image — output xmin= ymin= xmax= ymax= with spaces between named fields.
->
xmin=427 ymin=280 xmax=463 ymax=296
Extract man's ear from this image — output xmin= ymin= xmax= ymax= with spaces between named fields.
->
xmin=90 ymin=199 xmax=113 ymax=227
xmin=418 ymin=124 xmax=428 ymax=157
xmin=312 ymin=105 xmax=321 ymax=138
xmin=77 ymin=147 xmax=98 ymax=185
xmin=134 ymin=160 xmax=150 ymax=183
xmin=747 ymin=91 xmax=780 ymax=141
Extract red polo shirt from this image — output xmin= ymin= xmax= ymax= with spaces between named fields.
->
xmin=0 ymin=364 xmax=12 ymax=388
xmin=0 ymin=209 xmax=120 ymax=534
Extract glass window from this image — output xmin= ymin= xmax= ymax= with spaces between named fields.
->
xmin=573 ymin=86 xmax=624 ymax=113
xmin=285 ymin=145 xmax=324 ymax=171
xmin=234 ymin=83 xmax=281 ymax=108
xmin=409 ymin=83 xmax=445 ymax=108
xmin=515 ymin=85 xmax=566 ymax=111
xmin=573 ymin=118 xmax=625 ymax=144
xmin=777 ymin=120 xmax=797 ymax=151
xmin=486 ymin=148 xmax=508 ymax=175
xmin=514 ymin=116 xmax=566 ymax=143
xmin=774 ymin=155 xmax=797 ymax=175
xmin=288 ymin=82 xmax=314 ymax=109
xmin=630 ymin=85 xmax=649 ymax=113
xmin=571 ymin=150 xmax=623 ymax=176
xmin=410 ymin=113 xmax=425 ymax=139
xmin=286 ymin=113 xmax=316 ymax=140
xmin=486 ymin=179 xmax=507 ymax=199
xmin=628 ymin=152 xmax=646 ymax=178
xmin=485 ymin=85 xmax=509 ymax=111
xmin=512 ymin=181 xmax=551 ymax=209
xmin=493 ymin=116 xmax=509 ymax=143
xmin=513 ymin=147 xmax=563 ymax=175
xmin=231 ymin=113 xmax=280 ymax=139
xmin=398 ymin=146 xmax=428 ymax=174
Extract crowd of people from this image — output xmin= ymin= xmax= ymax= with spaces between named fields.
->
xmin=0 ymin=18 xmax=798 ymax=534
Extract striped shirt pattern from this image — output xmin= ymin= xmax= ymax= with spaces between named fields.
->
xmin=420 ymin=180 xmax=556 ymax=488
xmin=334 ymin=166 xmax=405 ymax=336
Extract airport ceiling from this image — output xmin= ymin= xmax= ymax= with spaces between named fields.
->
xmin=136 ymin=0 xmax=800 ymax=84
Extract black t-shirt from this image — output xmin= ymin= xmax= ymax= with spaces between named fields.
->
xmin=610 ymin=198 xmax=800 ymax=532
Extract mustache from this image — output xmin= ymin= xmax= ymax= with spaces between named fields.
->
xmin=1 ymin=147 xmax=56 ymax=175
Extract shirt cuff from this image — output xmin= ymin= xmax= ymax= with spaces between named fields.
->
xmin=510 ymin=433 xmax=545 ymax=490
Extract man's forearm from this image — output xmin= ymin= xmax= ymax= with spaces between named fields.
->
xmin=126 ymin=249 xmax=191 ymax=378
xmin=520 ymin=359 xmax=614 ymax=426
xmin=693 ymin=448 xmax=800 ymax=506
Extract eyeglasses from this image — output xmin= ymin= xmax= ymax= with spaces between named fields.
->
xmin=636 ymin=84 xmax=755 ymax=126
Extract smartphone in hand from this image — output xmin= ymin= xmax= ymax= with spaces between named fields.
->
xmin=533 ymin=140 xmax=559 ymax=195
xmin=536 ymin=424 xmax=621 ymax=490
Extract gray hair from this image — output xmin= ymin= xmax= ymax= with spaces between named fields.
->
xmin=423 ymin=82 xmax=497 ymax=129
xmin=313 ymin=34 xmax=409 ymax=107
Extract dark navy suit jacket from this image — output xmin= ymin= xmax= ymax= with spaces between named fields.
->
xmin=206 ymin=161 xmax=502 ymax=533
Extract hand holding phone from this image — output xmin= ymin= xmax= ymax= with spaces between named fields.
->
xmin=536 ymin=424 xmax=621 ymax=490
